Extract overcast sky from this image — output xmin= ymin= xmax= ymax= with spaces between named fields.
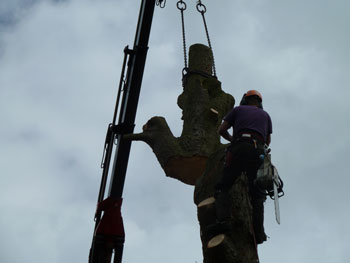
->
xmin=0 ymin=0 xmax=349 ymax=262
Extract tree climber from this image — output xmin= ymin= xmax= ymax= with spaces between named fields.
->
xmin=215 ymin=90 xmax=272 ymax=244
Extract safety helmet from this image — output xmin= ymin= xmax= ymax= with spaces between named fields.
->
xmin=240 ymin=90 xmax=263 ymax=109
xmin=245 ymin=90 xmax=262 ymax=101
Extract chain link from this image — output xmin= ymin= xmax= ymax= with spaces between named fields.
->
xmin=196 ymin=1 xmax=217 ymax=77
xmin=177 ymin=0 xmax=217 ymax=78
xmin=196 ymin=1 xmax=206 ymax=13
xmin=156 ymin=0 xmax=166 ymax=8
xmin=177 ymin=0 xmax=188 ymax=70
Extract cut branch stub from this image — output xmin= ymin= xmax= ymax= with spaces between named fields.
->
xmin=126 ymin=43 xmax=234 ymax=185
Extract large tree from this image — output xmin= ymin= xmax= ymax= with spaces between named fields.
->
xmin=126 ymin=44 xmax=261 ymax=262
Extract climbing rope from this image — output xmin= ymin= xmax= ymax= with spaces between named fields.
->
xmin=196 ymin=0 xmax=216 ymax=77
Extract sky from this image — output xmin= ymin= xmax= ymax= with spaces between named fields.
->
xmin=0 ymin=0 xmax=349 ymax=262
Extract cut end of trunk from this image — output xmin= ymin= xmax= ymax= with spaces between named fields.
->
xmin=208 ymin=234 xmax=225 ymax=248
xmin=198 ymin=196 xmax=215 ymax=208
xmin=210 ymin=108 xmax=219 ymax=115
xmin=164 ymin=156 xmax=207 ymax=185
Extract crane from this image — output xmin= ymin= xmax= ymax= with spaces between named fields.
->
xmin=88 ymin=0 xmax=219 ymax=261
xmin=88 ymin=0 xmax=160 ymax=262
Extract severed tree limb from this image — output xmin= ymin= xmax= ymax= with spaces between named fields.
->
xmin=126 ymin=44 xmax=234 ymax=185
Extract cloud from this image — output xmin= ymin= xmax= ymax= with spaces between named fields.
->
xmin=0 ymin=0 xmax=349 ymax=262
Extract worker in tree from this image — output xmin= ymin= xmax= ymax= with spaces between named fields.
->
xmin=215 ymin=90 xmax=272 ymax=244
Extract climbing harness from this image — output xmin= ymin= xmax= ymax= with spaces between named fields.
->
xmin=177 ymin=0 xmax=217 ymax=78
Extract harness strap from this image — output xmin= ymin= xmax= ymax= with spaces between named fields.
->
xmin=235 ymin=130 xmax=265 ymax=144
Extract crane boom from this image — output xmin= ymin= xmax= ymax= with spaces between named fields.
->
xmin=89 ymin=1 xmax=157 ymax=262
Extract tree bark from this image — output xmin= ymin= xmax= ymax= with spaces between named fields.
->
xmin=194 ymin=147 xmax=259 ymax=263
xmin=126 ymin=43 xmax=261 ymax=262
xmin=126 ymin=44 xmax=234 ymax=185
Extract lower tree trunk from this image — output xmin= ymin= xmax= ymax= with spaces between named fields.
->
xmin=194 ymin=147 xmax=260 ymax=263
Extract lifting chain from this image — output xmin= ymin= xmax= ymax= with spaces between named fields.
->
xmin=196 ymin=0 xmax=216 ymax=77
xmin=177 ymin=0 xmax=217 ymax=78
xmin=156 ymin=0 xmax=166 ymax=8
xmin=177 ymin=0 xmax=188 ymax=72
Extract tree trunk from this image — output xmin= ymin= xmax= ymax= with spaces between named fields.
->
xmin=126 ymin=43 xmax=260 ymax=262
xmin=194 ymin=147 xmax=259 ymax=263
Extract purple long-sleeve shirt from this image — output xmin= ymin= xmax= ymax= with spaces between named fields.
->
xmin=224 ymin=105 xmax=272 ymax=142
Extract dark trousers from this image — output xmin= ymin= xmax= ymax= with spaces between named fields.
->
xmin=215 ymin=140 xmax=266 ymax=242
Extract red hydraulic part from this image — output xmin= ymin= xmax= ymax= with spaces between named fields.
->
xmin=90 ymin=198 xmax=125 ymax=263
xmin=95 ymin=197 xmax=125 ymax=237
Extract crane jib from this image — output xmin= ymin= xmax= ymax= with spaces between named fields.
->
xmin=89 ymin=0 xmax=157 ymax=262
